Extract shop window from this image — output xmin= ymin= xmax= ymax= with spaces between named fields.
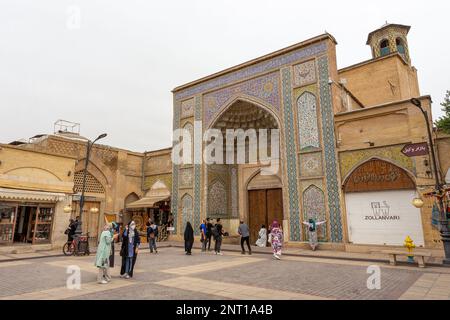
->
xmin=31 ymin=207 xmax=54 ymax=243
xmin=0 ymin=204 xmax=16 ymax=243
xmin=380 ymin=39 xmax=390 ymax=56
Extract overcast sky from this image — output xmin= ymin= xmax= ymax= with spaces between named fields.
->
xmin=1 ymin=0 xmax=449 ymax=152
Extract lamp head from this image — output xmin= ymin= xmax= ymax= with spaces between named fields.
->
xmin=412 ymin=197 xmax=424 ymax=208
xmin=97 ymin=133 xmax=107 ymax=140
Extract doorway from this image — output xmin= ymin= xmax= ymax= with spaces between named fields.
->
xmin=248 ymin=188 xmax=283 ymax=245
xmin=71 ymin=201 xmax=101 ymax=238
xmin=14 ymin=206 xmax=37 ymax=243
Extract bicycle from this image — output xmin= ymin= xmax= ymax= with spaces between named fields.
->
xmin=63 ymin=233 xmax=90 ymax=256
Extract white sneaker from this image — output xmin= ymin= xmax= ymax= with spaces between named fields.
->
xmin=217 ymin=252 xmax=223 ymax=256
xmin=125 ymin=274 xmax=130 ymax=279
xmin=100 ymin=280 xmax=108 ymax=284
xmin=273 ymin=253 xmax=281 ymax=260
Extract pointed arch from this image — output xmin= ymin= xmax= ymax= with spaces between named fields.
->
xmin=207 ymin=179 xmax=227 ymax=217
xmin=207 ymin=95 xmax=281 ymax=131
xmin=297 ymin=91 xmax=320 ymax=151
xmin=73 ymin=171 xmax=105 ymax=194
xmin=181 ymin=193 xmax=193 ymax=231
xmin=303 ymin=184 xmax=327 ymax=241
xmin=343 ymin=158 xmax=415 ymax=193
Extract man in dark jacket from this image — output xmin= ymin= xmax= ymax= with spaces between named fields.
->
xmin=205 ymin=218 xmax=213 ymax=251
xmin=184 ymin=222 xmax=194 ymax=255
xmin=67 ymin=218 xmax=78 ymax=243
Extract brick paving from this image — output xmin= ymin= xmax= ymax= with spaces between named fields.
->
xmin=0 ymin=246 xmax=449 ymax=300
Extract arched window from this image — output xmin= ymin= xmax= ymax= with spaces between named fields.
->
xmin=396 ymin=38 xmax=405 ymax=54
xmin=380 ymin=39 xmax=390 ymax=56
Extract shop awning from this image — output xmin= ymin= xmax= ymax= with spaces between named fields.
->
xmin=0 ymin=188 xmax=66 ymax=202
xmin=126 ymin=186 xmax=171 ymax=209
xmin=126 ymin=195 xmax=170 ymax=209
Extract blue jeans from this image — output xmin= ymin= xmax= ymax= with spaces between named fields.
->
xmin=125 ymin=257 xmax=133 ymax=274
xmin=149 ymin=238 xmax=157 ymax=252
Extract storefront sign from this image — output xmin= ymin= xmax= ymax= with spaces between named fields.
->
xmin=364 ymin=201 xmax=400 ymax=221
xmin=401 ymin=142 xmax=429 ymax=157
xmin=344 ymin=159 xmax=415 ymax=193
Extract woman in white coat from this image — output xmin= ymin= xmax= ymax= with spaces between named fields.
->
xmin=255 ymin=224 xmax=267 ymax=247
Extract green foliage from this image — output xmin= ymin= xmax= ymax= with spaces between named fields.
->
xmin=435 ymin=90 xmax=450 ymax=134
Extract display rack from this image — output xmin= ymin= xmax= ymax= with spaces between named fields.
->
xmin=32 ymin=206 xmax=54 ymax=244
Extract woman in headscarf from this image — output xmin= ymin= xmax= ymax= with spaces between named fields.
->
xmin=255 ymin=224 xmax=267 ymax=247
xmin=109 ymin=221 xmax=119 ymax=268
xmin=120 ymin=221 xmax=141 ymax=279
xmin=184 ymin=221 xmax=194 ymax=255
xmin=302 ymin=218 xmax=326 ymax=251
xmin=95 ymin=222 xmax=117 ymax=284
xmin=268 ymin=220 xmax=283 ymax=260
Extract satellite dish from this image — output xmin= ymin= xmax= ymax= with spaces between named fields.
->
xmin=446 ymin=168 xmax=450 ymax=184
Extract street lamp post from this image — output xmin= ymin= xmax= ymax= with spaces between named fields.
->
xmin=410 ymin=98 xmax=450 ymax=264
xmin=74 ymin=133 xmax=107 ymax=236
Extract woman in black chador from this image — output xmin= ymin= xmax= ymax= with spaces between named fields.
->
xmin=184 ymin=222 xmax=194 ymax=255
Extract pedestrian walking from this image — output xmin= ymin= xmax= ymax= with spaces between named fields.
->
xmin=238 ymin=220 xmax=252 ymax=255
xmin=120 ymin=221 xmax=141 ymax=279
xmin=200 ymin=219 xmax=207 ymax=252
xmin=268 ymin=220 xmax=283 ymax=260
xmin=255 ymin=224 xmax=267 ymax=247
xmin=147 ymin=220 xmax=158 ymax=253
xmin=206 ymin=218 xmax=213 ymax=251
xmin=213 ymin=218 xmax=224 ymax=255
xmin=302 ymin=218 xmax=326 ymax=251
xmin=184 ymin=222 xmax=194 ymax=255
xmin=95 ymin=223 xmax=117 ymax=284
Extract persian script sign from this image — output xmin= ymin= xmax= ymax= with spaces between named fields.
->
xmin=345 ymin=159 xmax=415 ymax=192
xmin=401 ymin=143 xmax=429 ymax=157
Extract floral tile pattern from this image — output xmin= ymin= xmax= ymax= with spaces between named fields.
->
xmin=297 ymin=91 xmax=320 ymax=151
xmin=175 ymin=42 xmax=327 ymax=101
xmin=318 ymin=55 xmax=343 ymax=242
xmin=203 ymin=72 xmax=280 ymax=127
xmin=303 ymin=185 xmax=328 ymax=241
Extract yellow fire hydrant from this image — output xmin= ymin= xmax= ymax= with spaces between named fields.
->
xmin=404 ymin=236 xmax=416 ymax=263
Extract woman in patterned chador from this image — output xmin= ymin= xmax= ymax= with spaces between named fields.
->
xmin=268 ymin=220 xmax=283 ymax=260
xmin=302 ymin=218 xmax=326 ymax=251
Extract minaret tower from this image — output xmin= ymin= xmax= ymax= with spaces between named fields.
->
xmin=366 ymin=23 xmax=411 ymax=64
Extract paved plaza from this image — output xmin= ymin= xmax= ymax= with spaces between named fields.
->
xmin=1 ymin=246 xmax=450 ymax=300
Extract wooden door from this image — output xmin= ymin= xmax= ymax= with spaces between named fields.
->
xmin=248 ymin=188 xmax=283 ymax=244
xmin=72 ymin=201 xmax=100 ymax=238
xmin=267 ymin=189 xmax=283 ymax=229
xmin=248 ymin=190 xmax=266 ymax=244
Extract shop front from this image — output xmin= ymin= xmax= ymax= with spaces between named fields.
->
xmin=343 ymin=159 xmax=425 ymax=246
xmin=125 ymin=183 xmax=171 ymax=242
xmin=0 ymin=188 xmax=68 ymax=246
